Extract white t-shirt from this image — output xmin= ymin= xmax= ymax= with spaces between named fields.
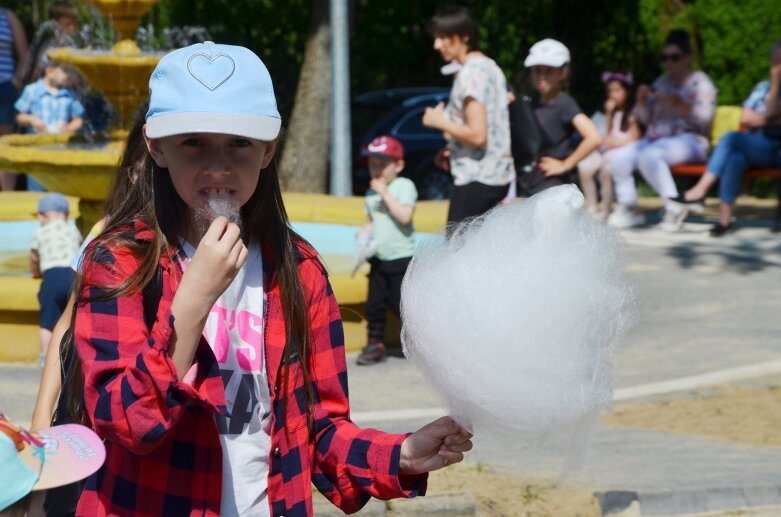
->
xmin=179 ymin=240 xmax=272 ymax=517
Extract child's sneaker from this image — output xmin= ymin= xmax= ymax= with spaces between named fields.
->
xmin=607 ymin=205 xmax=644 ymax=228
xmin=657 ymin=205 xmax=688 ymax=232
xmin=356 ymin=341 xmax=387 ymax=365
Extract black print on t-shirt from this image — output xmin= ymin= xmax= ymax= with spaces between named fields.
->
xmin=216 ymin=369 xmax=261 ymax=435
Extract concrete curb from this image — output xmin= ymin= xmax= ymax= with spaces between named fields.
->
xmin=597 ymin=485 xmax=781 ymax=516
xmin=312 ymin=492 xmax=478 ymax=516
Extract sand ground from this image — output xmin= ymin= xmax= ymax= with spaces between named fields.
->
xmin=426 ymin=383 xmax=781 ymax=516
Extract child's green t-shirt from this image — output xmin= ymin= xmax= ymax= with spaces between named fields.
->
xmin=365 ymin=177 xmax=418 ymax=261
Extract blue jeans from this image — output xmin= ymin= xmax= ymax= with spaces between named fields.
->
xmin=0 ymin=81 xmax=17 ymax=126
xmin=707 ymin=131 xmax=781 ymax=202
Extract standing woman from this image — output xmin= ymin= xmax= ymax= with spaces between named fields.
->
xmin=0 ymin=8 xmax=28 ymax=191
xmin=423 ymin=5 xmax=515 ymax=226
xmin=608 ymin=29 xmax=717 ymax=231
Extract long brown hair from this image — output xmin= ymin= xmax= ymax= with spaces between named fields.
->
xmin=68 ymin=125 xmax=315 ymax=429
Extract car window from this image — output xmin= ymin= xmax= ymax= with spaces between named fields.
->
xmin=392 ymin=108 xmax=441 ymax=138
xmin=352 ymin=105 xmax=391 ymax=141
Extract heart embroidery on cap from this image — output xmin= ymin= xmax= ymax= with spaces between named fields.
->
xmin=187 ymin=52 xmax=236 ymax=91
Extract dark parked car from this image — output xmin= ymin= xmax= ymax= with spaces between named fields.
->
xmin=352 ymin=87 xmax=452 ymax=200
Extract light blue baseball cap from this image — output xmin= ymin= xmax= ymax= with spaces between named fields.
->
xmin=145 ymin=42 xmax=281 ymax=141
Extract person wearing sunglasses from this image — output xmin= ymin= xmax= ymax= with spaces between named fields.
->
xmin=670 ymin=40 xmax=781 ymax=236
xmin=607 ymin=29 xmax=716 ymax=231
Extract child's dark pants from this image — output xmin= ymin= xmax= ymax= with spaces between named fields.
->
xmin=366 ymin=256 xmax=411 ymax=342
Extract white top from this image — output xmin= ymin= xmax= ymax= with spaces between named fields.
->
xmin=446 ymin=55 xmax=515 ymax=187
xmin=179 ymin=240 xmax=271 ymax=517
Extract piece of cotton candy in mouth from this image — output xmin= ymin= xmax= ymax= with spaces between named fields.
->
xmin=207 ymin=191 xmax=242 ymax=224
xmin=193 ymin=191 xmax=243 ymax=235
xmin=400 ymin=185 xmax=637 ymax=474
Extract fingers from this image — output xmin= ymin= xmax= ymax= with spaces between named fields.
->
xmin=438 ymin=449 xmax=464 ymax=466
xmin=199 ymin=217 xmax=245 ymax=271
xmin=426 ymin=416 xmax=473 ymax=442
xmin=228 ymin=235 xmax=248 ymax=268
xmin=444 ymin=429 xmax=473 ymax=447
xmin=205 ymin=216 xmax=230 ymax=240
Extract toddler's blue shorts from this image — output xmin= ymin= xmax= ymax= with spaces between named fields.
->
xmin=38 ymin=267 xmax=75 ymax=330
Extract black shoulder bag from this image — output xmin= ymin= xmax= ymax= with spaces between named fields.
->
xmin=508 ymin=94 xmax=549 ymax=173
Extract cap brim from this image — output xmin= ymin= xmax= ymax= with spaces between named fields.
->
xmin=524 ymin=55 xmax=569 ymax=68
xmin=145 ymin=112 xmax=281 ymax=141
xmin=19 ymin=424 xmax=106 ymax=490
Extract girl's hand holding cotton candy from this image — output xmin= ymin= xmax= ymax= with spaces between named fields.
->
xmin=179 ymin=216 xmax=248 ymax=310
xmin=398 ymin=417 xmax=473 ymax=475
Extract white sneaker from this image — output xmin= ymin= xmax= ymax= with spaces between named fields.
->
xmin=607 ymin=205 xmax=644 ymax=228
xmin=657 ymin=205 xmax=688 ymax=232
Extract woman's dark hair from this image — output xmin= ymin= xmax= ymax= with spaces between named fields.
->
xmin=63 ymin=106 xmax=152 ymax=423
xmin=103 ymin=102 xmax=149 ymax=216
xmin=67 ymin=116 xmax=316 ymax=429
xmin=603 ymin=78 xmax=636 ymax=132
xmin=664 ymin=29 xmax=692 ymax=55
xmin=427 ymin=5 xmax=480 ymax=51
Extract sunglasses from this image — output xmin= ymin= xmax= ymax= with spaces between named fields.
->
xmin=660 ymin=52 xmax=684 ymax=63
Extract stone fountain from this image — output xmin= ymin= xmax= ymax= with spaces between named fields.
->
xmin=0 ymin=0 xmax=162 ymax=231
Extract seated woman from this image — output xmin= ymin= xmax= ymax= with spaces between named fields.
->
xmin=608 ymin=29 xmax=717 ymax=231
xmin=578 ymin=71 xmax=642 ymax=220
xmin=671 ymin=40 xmax=781 ymax=236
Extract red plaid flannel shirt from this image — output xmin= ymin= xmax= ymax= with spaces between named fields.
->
xmin=74 ymin=221 xmax=426 ymax=516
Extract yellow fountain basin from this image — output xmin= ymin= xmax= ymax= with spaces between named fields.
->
xmin=0 ymin=192 xmax=80 ymax=221
xmin=0 ymin=132 xmax=124 ymax=201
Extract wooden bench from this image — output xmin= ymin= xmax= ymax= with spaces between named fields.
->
xmin=669 ymin=106 xmax=781 ymax=232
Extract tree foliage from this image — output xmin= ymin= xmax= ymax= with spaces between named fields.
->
xmin=348 ymin=0 xmax=664 ymax=112
xmin=695 ymin=0 xmax=781 ymax=105
xmin=147 ymin=0 xmax=309 ymax=118
xmin=7 ymin=0 xmax=778 ymax=113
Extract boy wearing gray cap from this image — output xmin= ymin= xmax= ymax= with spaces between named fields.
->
xmin=29 ymin=192 xmax=82 ymax=366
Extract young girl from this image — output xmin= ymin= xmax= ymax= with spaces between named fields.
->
xmin=70 ymin=42 xmax=471 ymax=516
xmin=519 ymin=38 xmax=602 ymax=197
xmin=578 ymin=72 xmax=641 ymax=220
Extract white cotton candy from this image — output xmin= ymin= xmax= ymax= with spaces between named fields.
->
xmin=401 ymin=185 xmax=636 ymax=443
xmin=193 ymin=193 xmax=243 ymax=236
